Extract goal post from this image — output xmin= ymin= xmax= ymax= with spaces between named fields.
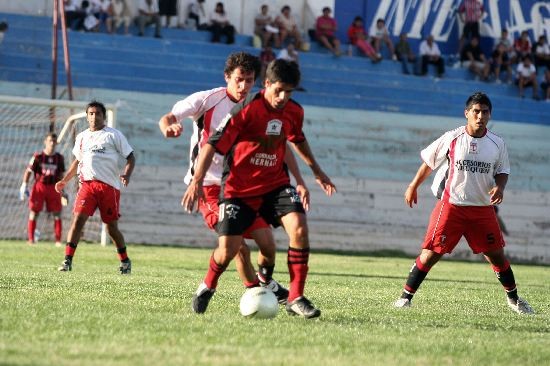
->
xmin=0 ymin=95 xmax=116 ymax=246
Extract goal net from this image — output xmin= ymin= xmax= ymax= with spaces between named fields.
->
xmin=0 ymin=95 xmax=116 ymax=245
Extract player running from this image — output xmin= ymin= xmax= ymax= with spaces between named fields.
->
xmin=159 ymin=52 xmax=308 ymax=306
xmin=20 ymin=132 xmax=65 ymax=246
xmin=183 ymin=59 xmax=336 ymax=319
xmin=393 ymin=92 xmax=534 ymax=314
xmin=55 ymin=101 xmax=135 ymax=274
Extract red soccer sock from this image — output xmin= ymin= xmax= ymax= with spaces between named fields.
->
xmin=203 ymin=255 xmax=227 ymax=289
xmin=287 ymin=247 xmax=310 ymax=302
xmin=28 ymin=220 xmax=36 ymax=242
xmin=54 ymin=218 xmax=62 ymax=242
xmin=65 ymin=242 xmax=77 ymax=258
xmin=243 ymin=278 xmax=260 ymax=288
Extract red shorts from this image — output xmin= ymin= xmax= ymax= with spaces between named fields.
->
xmin=74 ymin=180 xmax=121 ymax=224
xmin=422 ymin=200 xmax=505 ymax=254
xmin=199 ymin=185 xmax=268 ymax=238
xmin=29 ymin=182 xmax=62 ymax=213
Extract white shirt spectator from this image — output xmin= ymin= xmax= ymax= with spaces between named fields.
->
xmin=419 ymin=40 xmax=441 ymax=57
xmin=516 ymin=62 xmax=536 ymax=78
xmin=138 ymin=0 xmax=159 ymax=13
xmin=277 ymin=47 xmax=298 ymax=62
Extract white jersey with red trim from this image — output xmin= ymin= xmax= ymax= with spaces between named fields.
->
xmin=421 ymin=126 xmax=510 ymax=206
xmin=73 ymin=126 xmax=134 ymax=190
xmin=170 ymin=87 xmax=236 ymax=186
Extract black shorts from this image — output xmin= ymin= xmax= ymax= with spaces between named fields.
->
xmin=462 ymin=22 xmax=480 ymax=40
xmin=216 ymin=185 xmax=305 ymax=236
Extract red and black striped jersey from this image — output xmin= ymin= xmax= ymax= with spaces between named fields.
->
xmin=209 ymin=90 xmax=306 ymax=198
xmin=27 ymin=152 xmax=65 ymax=185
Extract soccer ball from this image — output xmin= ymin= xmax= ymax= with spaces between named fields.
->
xmin=239 ymin=287 xmax=279 ymax=319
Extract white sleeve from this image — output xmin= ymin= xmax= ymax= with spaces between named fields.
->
xmin=114 ymin=130 xmax=134 ymax=158
xmin=494 ymin=141 xmax=510 ymax=175
xmin=72 ymin=133 xmax=83 ymax=161
xmin=171 ymin=91 xmax=209 ymax=123
xmin=420 ymin=132 xmax=449 ymax=170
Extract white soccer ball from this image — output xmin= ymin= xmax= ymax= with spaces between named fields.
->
xmin=239 ymin=287 xmax=279 ymax=319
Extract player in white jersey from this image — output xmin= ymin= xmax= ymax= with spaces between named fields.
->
xmin=393 ymin=92 xmax=533 ymax=314
xmin=55 ymin=101 xmax=136 ymax=274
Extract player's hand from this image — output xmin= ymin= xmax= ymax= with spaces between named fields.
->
xmin=164 ymin=123 xmax=183 ymax=138
xmin=120 ymin=174 xmax=131 ymax=187
xmin=182 ymin=179 xmax=204 ymax=213
xmin=295 ymin=183 xmax=310 ymax=211
xmin=489 ymin=186 xmax=504 ymax=205
xmin=314 ymin=171 xmax=336 ymax=196
xmin=19 ymin=183 xmax=29 ymax=201
xmin=55 ymin=181 xmax=66 ymax=193
xmin=404 ymin=185 xmax=417 ymax=208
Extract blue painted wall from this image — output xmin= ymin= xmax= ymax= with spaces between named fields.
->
xmin=334 ymin=0 xmax=550 ymax=54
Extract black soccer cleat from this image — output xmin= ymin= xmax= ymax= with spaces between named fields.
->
xmin=119 ymin=259 xmax=132 ymax=275
xmin=286 ymin=296 xmax=321 ymax=319
xmin=263 ymin=279 xmax=289 ymax=305
xmin=58 ymin=258 xmax=72 ymax=272
xmin=191 ymin=283 xmax=216 ymax=314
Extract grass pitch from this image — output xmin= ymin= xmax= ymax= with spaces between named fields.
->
xmin=0 ymin=240 xmax=548 ymax=366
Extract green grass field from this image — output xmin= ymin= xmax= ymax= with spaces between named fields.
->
xmin=1 ymin=240 xmax=548 ymax=366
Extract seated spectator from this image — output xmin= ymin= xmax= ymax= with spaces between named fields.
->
xmin=541 ymin=69 xmax=550 ymax=102
xmin=461 ymin=36 xmax=490 ymax=80
xmin=81 ymin=1 xmax=100 ymax=32
xmin=209 ymin=2 xmax=235 ymax=44
xmin=419 ymin=35 xmax=445 ymax=77
xmin=534 ymin=35 xmax=550 ymax=69
xmin=491 ymin=42 xmax=512 ymax=84
xmin=108 ymin=0 xmax=131 ymax=35
xmin=259 ymin=45 xmax=276 ymax=83
xmin=187 ymin=0 xmax=207 ymax=30
xmin=395 ymin=33 xmax=416 ymax=74
xmin=275 ymin=5 xmax=302 ymax=50
xmin=371 ymin=18 xmax=395 ymax=60
xmin=64 ymin=0 xmax=86 ymax=30
xmin=516 ymin=55 xmax=539 ymax=99
xmin=315 ymin=7 xmax=341 ymax=56
xmin=90 ymin=0 xmax=111 ymax=32
xmin=494 ymin=28 xmax=516 ymax=63
xmin=347 ymin=16 xmax=381 ymax=63
xmin=136 ymin=0 xmax=162 ymax=38
xmin=514 ymin=31 xmax=532 ymax=60
xmin=0 ymin=21 xmax=7 ymax=45
xmin=254 ymin=4 xmax=277 ymax=48
xmin=159 ymin=0 xmax=177 ymax=28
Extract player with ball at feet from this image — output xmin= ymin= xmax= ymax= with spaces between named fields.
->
xmin=183 ymin=59 xmax=336 ymax=319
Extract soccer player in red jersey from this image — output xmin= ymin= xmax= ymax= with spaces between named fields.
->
xmin=159 ymin=52 xmax=310 ymax=305
xmin=55 ymin=101 xmax=135 ymax=274
xmin=183 ymin=59 xmax=336 ymax=318
xmin=20 ymin=132 xmax=65 ymax=246
xmin=393 ymin=92 xmax=533 ymax=314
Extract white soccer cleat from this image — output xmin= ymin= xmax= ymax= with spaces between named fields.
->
xmin=394 ymin=298 xmax=412 ymax=308
xmin=507 ymin=297 xmax=534 ymax=314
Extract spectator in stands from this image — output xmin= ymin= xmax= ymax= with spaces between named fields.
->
xmin=457 ymin=0 xmax=484 ymax=56
xmin=493 ymin=28 xmax=516 ymax=64
xmin=137 ymin=0 xmax=162 ymax=38
xmin=371 ymin=18 xmax=395 ymax=60
xmin=81 ymin=1 xmax=100 ymax=32
xmin=209 ymin=2 xmax=235 ymax=44
xmin=491 ymin=42 xmax=512 ymax=84
xmin=534 ymin=35 xmax=550 ymax=69
xmin=275 ymin=5 xmax=302 ymax=50
xmin=347 ymin=16 xmax=381 ymax=63
xmin=187 ymin=0 xmax=207 ymax=30
xmin=108 ymin=0 xmax=131 ymax=35
xmin=513 ymin=31 xmax=532 ymax=60
xmin=541 ymin=69 xmax=550 ymax=102
xmin=254 ymin=4 xmax=277 ymax=48
xmin=419 ymin=35 xmax=445 ymax=78
xmin=461 ymin=36 xmax=490 ymax=81
xmin=259 ymin=45 xmax=276 ymax=83
xmin=64 ymin=0 xmax=86 ymax=30
xmin=315 ymin=7 xmax=341 ymax=56
xmin=0 ymin=21 xmax=7 ymax=45
xmin=90 ymin=0 xmax=111 ymax=32
xmin=159 ymin=0 xmax=177 ymax=28
xmin=395 ymin=33 xmax=416 ymax=74
xmin=515 ymin=55 xmax=539 ymax=100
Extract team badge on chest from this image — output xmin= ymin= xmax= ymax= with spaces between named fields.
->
xmin=266 ymin=119 xmax=282 ymax=135
xmin=469 ymin=141 xmax=478 ymax=154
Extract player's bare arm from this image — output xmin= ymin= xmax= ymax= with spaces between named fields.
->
xmin=182 ymin=144 xmax=216 ymax=212
xmin=405 ymin=162 xmax=433 ymax=208
xmin=159 ymin=112 xmax=183 ymax=138
xmin=489 ymin=173 xmax=508 ymax=205
xmin=120 ymin=152 xmax=136 ymax=187
xmin=55 ymin=159 xmax=79 ymax=193
xmin=290 ymin=140 xmax=336 ymax=196
xmin=284 ymin=145 xmax=310 ymax=211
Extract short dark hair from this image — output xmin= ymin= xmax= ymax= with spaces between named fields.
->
xmin=281 ymin=5 xmax=290 ymax=13
xmin=323 ymin=7 xmax=331 ymax=13
xmin=265 ymin=59 xmax=301 ymax=87
xmin=0 ymin=21 xmax=8 ymax=32
xmin=224 ymin=52 xmax=261 ymax=80
xmin=86 ymin=100 xmax=106 ymax=116
xmin=45 ymin=132 xmax=58 ymax=141
xmin=465 ymin=92 xmax=492 ymax=113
